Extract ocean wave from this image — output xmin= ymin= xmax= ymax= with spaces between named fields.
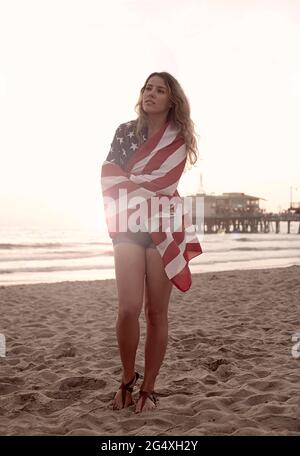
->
xmin=0 ymin=242 xmax=67 ymax=250
xmin=232 ymin=246 xmax=300 ymax=252
xmin=192 ymin=253 xmax=300 ymax=265
xmin=0 ymin=241 xmax=111 ymax=250
xmin=0 ymin=264 xmax=114 ymax=274
xmin=0 ymin=252 xmax=103 ymax=262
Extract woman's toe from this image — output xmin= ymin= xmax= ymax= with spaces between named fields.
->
xmin=134 ymin=396 xmax=156 ymax=413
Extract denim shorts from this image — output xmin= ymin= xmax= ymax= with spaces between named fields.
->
xmin=112 ymin=231 xmax=156 ymax=249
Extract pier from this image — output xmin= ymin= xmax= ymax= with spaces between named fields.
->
xmin=202 ymin=213 xmax=300 ymax=234
xmin=189 ymin=192 xmax=300 ymax=234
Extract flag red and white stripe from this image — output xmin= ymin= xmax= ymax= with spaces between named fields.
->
xmin=101 ymin=120 xmax=202 ymax=292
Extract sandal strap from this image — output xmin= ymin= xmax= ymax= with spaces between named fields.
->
xmin=119 ymin=372 xmax=140 ymax=408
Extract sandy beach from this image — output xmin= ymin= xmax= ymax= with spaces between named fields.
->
xmin=0 ymin=265 xmax=300 ymax=436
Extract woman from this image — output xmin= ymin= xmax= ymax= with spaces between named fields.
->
xmin=101 ymin=71 xmax=202 ymax=414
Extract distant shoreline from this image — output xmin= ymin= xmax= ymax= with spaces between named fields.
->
xmin=1 ymin=263 xmax=300 ymax=289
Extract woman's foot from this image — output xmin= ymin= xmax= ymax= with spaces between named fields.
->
xmin=112 ymin=372 xmax=140 ymax=410
xmin=134 ymin=390 xmax=158 ymax=413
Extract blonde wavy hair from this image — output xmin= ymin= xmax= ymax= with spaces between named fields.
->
xmin=134 ymin=71 xmax=200 ymax=169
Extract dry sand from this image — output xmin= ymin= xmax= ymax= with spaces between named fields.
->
xmin=0 ymin=265 xmax=300 ymax=436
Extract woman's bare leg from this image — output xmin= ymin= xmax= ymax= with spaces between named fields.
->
xmin=135 ymin=247 xmax=172 ymax=413
xmin=112 ymin=242 xmax=146 ymax=409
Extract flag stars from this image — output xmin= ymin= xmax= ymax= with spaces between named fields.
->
xmin=130 ymin=142 xmax=138 ymax=151
xmin=117 ymin=137 xmax=124 ymax=144
xmin=127 ymin=131 xmax=134 ymax=138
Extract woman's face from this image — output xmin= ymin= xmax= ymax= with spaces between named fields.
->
xmin=142 ymin=76 xmax=172 ymax=116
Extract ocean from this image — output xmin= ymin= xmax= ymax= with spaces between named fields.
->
xmin=1 ymin=224 xmax=300 ymax=286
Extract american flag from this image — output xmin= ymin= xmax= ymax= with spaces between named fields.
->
xmin=101 ymin=120 xmax=202 ymax=292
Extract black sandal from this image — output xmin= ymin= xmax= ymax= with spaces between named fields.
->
xmin=113 ymin=372 xmax=140 ymax=409
xmin=135 ymin=390 xmax=158 ymax=413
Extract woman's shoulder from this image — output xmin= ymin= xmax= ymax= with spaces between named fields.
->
xmin=116 ymin=119 xmax=137 ymax=134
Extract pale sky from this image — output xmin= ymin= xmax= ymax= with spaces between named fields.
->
xmin=0 ymin=0 xmax=299 ymax=231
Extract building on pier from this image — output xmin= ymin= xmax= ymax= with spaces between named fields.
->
xmin=190 ymin=192 xmax=300 ymax=234
xmin=203 ymin=192 xmax=264 ymax=217
xmin=288 ymin=202 xmax=300 ymax=215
